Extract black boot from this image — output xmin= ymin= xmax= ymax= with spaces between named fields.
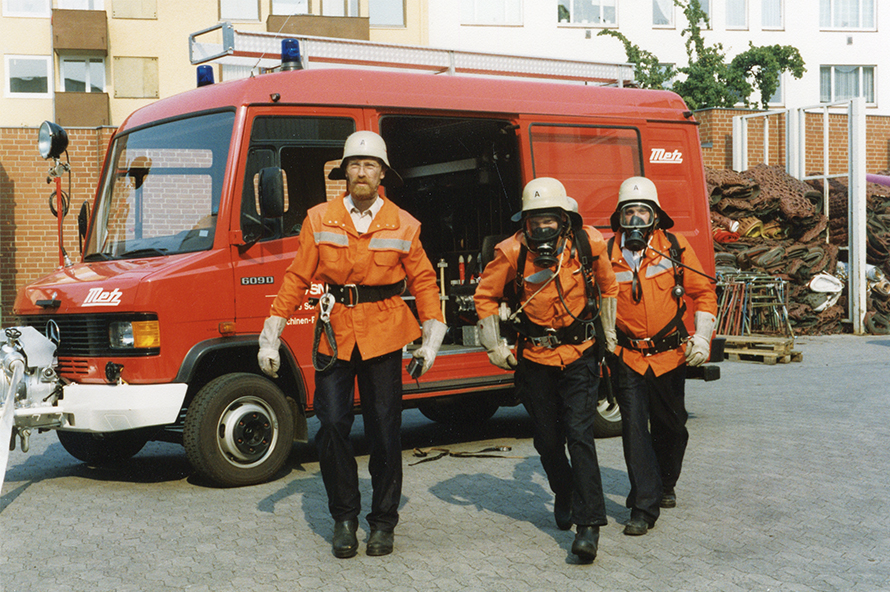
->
xmin=332 ymin=519 xmax=359 ymax=558
xmin=571 ymin=525 xmax=599 ymax=562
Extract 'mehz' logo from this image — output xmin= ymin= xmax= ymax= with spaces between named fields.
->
xmin=650 ymin=148 xmax=683 ymax=164
xmin=83 ymin=287 xmax=123 ymax=307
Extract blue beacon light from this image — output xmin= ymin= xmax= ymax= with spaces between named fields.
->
xmin=281 ymin=39 xmax=303 ymax=71
xmin=197 ymin=65 xmax=214 ymax=87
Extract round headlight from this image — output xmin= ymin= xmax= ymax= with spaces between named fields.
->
xmin=38 ymin=120 xmax=69 ymax=160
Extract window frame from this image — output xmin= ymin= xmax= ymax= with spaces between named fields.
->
xmin=761 ymin=0 xmax=783 ymax=29
xmin=4 ymin=54 xmax=53 ymax=99
xmin=557 ymin=0 xmax=618 ymax=27
xmin=461 ymin=0 xmax=523 ymax=26
xmin=369 ymin=0 xmax=405 ymax=27
xmin=725 ymin=0 xmax=748 ymax=29
xmin=819 ymin=0 xmax=875 ymax=30
xmin=219 ymin=0 xmax=260 ymax=22
xmin=59 ymin=56 xmax=106 ymax=93
xmin=2 ymin=0 xmax=50 ymax=17
xmin=820 ymin=65 xmax=876 ymax=105
xmin=652 ymin=0 xmax=674 ymax=28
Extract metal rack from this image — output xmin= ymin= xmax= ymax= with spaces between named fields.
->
xmin=716 ymin=272 xmax=794 ymax=337
xmin=189 ymin=22 xmax=634 ymax=86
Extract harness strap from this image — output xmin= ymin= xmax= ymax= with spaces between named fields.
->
xmin=326 ymin=278 xmax=406 ymax=307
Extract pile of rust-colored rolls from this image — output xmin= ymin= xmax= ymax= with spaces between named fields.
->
xmin=707 ymin=164 xmax=841 ymax=335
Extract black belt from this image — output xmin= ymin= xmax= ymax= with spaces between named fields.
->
xmin=516 ymin=317 xmax=595 ymax=349
xmin=327 ymin=278 xmax=406 ymax=307
xmin=617 ymin=330 xmax=683 ymax=356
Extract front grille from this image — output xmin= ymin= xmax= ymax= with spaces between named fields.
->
xmin=17 ymin=313 xmax=159 ymax=357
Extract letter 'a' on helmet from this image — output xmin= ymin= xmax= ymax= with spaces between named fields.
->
xmin=328 ymin=130 xmax=403 ymax=187
xmin=609 ymin=176 xmax=674 ymax=231
xmin=511 ymin=177 xmax=573 ymax=222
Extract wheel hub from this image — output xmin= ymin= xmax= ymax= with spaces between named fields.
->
xmin=219 ymin=400 xmax=277 ymax=463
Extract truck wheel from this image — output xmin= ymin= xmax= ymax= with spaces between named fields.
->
xmin=593 ymin=396 xmax=622 ymax=438
xmin=417 ymin=396 xmax=499 ymax=425
xmin=57 ymin=429 xmax=152 ymax=465
xmin=184 ymin=373 xmax=294 ymax=487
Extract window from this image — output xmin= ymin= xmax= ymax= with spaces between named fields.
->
xmin=369 ymin=0 xmax=404 ymax=26
xmin=820 ymin=65 xmax=875 ymax=104
xmin=272 ymin=0 xmax=308 ymax=14
xmin=60 ymin=57 xmax=105 ymax=92
xmin=558 ymin=0 xmax=617 ymax=26
xmin=726 ymin=0 xmax=747 ymax=28
xmin=57 ymin=0 xmax=104 ymax=8
xmin=220 ymin=0 xmax=259 ymax=21
xmin=653 ymin=0 xmax=673 ymax=26
xmin=461 ymin=0 xmax=522 ymax=25
xmin=767 ymin=75 xmax=782 ymax=105
xmin=530 ymin=124 xmax=643 ymax=226
xmin=820 ymin=0 xmax=874 ymax=29
xmin=241 ymin=116 xmax=355 ymax=242
xmin=762 ymin=0 xmax=782 ymax=27
xmin=2 ymin=0 xmax=50 ymax=17
xmin=5 ymin=55 xmax=52 ymax=98
xmin=321 ymin=0 xmax=358 ymax=16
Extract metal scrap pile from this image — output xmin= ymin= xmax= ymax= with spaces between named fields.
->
xmin=707 ymin=164 xmax=842 ymax=335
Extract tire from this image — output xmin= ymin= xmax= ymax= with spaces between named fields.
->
xmin=57 ymin=428 xmax=152 ymax=465
xmin=417 ymin=395 xmax=499 ymax=425
xmin=183 ymin=373 xmax=294 ymax=487
xmin=593 ymin=395 xmax=622 ymax=438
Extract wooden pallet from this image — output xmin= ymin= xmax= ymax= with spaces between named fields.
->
xmin=724 ymin=348 xmax=803 ymax=365
xmin=719 ymin=334 xmax=795 ymax=355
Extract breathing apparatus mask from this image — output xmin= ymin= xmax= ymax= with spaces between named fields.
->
xmin=524 ymin=211 xmax=567 ymax=268
xmin=619 ymin=201 xmax=656 ymax=252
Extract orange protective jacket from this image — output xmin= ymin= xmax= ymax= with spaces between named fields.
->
xmin=474 ymin=226 xmax=618 ymax=367
xmin=270 ymin=194 xmax=443 ymax=360
xmin=608 ymin=229 xmax=718 ymax=377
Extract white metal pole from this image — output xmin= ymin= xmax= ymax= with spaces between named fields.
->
xmin=848 ymin=97 xmax=867 ymax=334
xmin=732 ymin=115 xmax=746 ymax=172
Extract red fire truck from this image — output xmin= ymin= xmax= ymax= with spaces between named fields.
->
xmin=6 ymin=35 xmax=719 ymax=487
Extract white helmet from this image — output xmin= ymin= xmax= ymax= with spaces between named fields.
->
xmin=511 ymin=177 xmax=572 ymax=222
xmin=610 ymin=176 xmax=674 ymax=230
xmin=328 ymin=131 xmax=403 ymax=187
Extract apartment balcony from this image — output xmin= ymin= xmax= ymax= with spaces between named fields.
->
xmin=266 ymin=14 xmax=370 ymax=41
xmin=54 ymin=92 xmax=110 ymax=127
xmin=52 ymin=9 xmax=108 ymax=53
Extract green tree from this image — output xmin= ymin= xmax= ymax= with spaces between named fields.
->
xmin=598 ymin=0 xmax=805 ymax=110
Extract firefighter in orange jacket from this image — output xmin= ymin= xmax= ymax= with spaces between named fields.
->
xmin=474 ymin=177 xmax=618 ymax=563
xmin=257 ymin=131 xmax=446 ymax=559
xmin=607 ymin=176 xmax=717 ymax=536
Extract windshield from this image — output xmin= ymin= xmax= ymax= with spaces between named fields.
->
xmin=85 ymin=111 xmax=235 ymax=260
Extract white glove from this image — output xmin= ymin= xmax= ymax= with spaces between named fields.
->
xmin=412 ymin=319 xmax=448 ymax=376
xmin=258 ymin=316 xmax=287 ymax=378
xmin=478 ymin=314 xmax=517 ymax=371
xmin=685 ymin=311 xmax=717 ymax=367
xmin=600 ymin=296 xmax=618 ymax=354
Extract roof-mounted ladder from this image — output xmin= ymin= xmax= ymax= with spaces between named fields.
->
xmin=189 ymin=22 xmax=634 ymax=87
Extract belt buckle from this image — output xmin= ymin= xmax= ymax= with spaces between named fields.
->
xmin=534 ymin=328 xmax=559 ymax=349
xmin=630 ymin=336 xmax=656 ymax=356
xmin=344 ymin=284 xmax=358 ymax=307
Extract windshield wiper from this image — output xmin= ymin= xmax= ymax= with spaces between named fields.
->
xmin=83 ymin=252 xmax=113 ymax=262
xmin=118 ymin=247 xmax=169 ymax=259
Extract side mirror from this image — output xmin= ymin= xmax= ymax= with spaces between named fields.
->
xmin=78 ymin=201 xmax=91 ymax=242
xmin=257 ymin=167 xmax=285 ymax=218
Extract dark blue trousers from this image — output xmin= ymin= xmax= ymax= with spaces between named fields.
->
xmin=615 ymin=359 xmax=688 ymax=523
xmin=515 ymin=350 xmax=607 ymax=527
xmin=313 ymin=347 xmax=403 ymax=532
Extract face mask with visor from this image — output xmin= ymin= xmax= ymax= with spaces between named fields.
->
xmin=524 ymin=212 xmax=566 ymax=268
xmin=620 ymin=201 xmax=656 ymax=252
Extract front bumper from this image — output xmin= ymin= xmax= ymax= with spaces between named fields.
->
xmin=16 ymin=383 xmax=188 ymax=433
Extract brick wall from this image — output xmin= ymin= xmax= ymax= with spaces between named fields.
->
xmin=697 ymin=109 xmax=890 ymax=174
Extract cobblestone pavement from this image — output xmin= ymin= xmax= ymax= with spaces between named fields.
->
xmin=1 ymin=335 xmax=889 ymax=592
